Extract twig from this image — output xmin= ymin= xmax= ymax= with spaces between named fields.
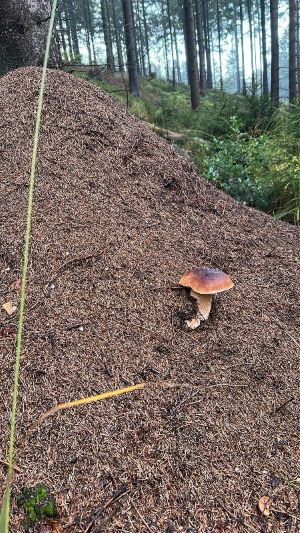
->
xmin=274 ymin=396 xmax=295 ymax=413
xmin=130 ymin=499 xmax=155 ymax=533
xmin=84 ymin=485 xmax=129 ymax=533
xmin=0 ymin=459 xmax=21 ymax=473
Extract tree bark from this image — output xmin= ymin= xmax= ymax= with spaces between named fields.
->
xmin=62 ymin=0 xmax=74 ymax=60
xmin=122 ymin=0 xmax=140 ymax=96
xmin=289 ymin=0 xmax=298 ymax=101
xmin=216 ymin=0 xmax=223 ymax=90
xmin=161 ymin=1 xmax=170 ymax=80
xmin=66 ymin=0 xmax=80 ymax=57
xmin=141 ymin=0 xmax=151 ymax=76
xmin=297 ymin=0 xmax=300 ymax=95
xmin=202 ymin=0 xmax=213 ymax=89
xmin=86 ymin=0 xmax=97 ymax=64
xmin=112 ymin=0 xmax=124 ymax=71
xmin=260 ymin=0 xmax=269 ymax=95
xmin=136 ymin=0 xmax=146 ymax=76
xmin=101 ymin=0 xmax=115 ymax=70
xmin=234 ymin=3 xmax=241 ymax=93
xmin=166 ymin=0 xmax=176 ymax=87
xmin=183 ymin=0 xmax=200 ymax=108
xmin=0 ymin=0 xmax=61 ymax=73
xmin=270 ymin=0 xmax=279 ymax=104
xmin=247 ymin=0 xmax=256 ymax=93
xmin=173 ymin=25 xmax=181 ymax=82
xmin=195 ymin=0 xmax=206 ymax=94
xmin=239 ymin=0 xmax=247 ymax=94
xmin=57 ymin=7 xmax=69 ymax=62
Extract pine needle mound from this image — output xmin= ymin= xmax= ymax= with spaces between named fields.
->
xmin=0 ymin=67 xmax=299 ymax=532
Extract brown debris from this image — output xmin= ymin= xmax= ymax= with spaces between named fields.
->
xmin=0 ymin=67 xmax=299 ymax=532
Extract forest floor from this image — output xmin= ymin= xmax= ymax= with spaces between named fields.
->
xmin=0 ymin=67 xmax=300 ymax=532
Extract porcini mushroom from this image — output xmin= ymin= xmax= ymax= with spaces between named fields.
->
xmin=179 ymin=266 xmax=234 ymax=329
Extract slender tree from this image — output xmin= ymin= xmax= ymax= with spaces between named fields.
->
xmin=136 ymin=0 xmax=146 ymax=75
xmin=101 ymin=0 xmax=115 ymax=70
xmin=57 ymin=6 xmax=69 ymax=62
xmin=233 ymin=2 xmax=241 ymax=93
xmin=183 ymin=0 xmax=200 ymax=108
xmin=112 ymin=0 xmax=125 ymax=71
xmin=66 ymin=0 xmax=80 ymax=57
xmin=239 ymin=0 xmax=247 ymax=94
xmin=141 ymin=0 xmax=151 ymax=75
xmin=86 ymin=0 xmax=97 ymax=63
xmin=122 ymin=0 xmax=140 ymax=96
xmin=62 ymin=0 xmax=74 ymax=60
xmin=246 ymin=0 xmax=256 ymax=93
xmin=289 ymin=0 xmax=298 ymax=101
xmin=297 ymin=0 xmax=300 ymax=93
xmin=173 ymin=24 xmax=182 ymax=82
xmin=260 ymin=0 xmax=269 ymax=95
xmin=202 ymin=0 xmax=213 ymax=88
xmin=166 ymin=0 xmax=176 ymax=87
xmin=216 ymin=0 xmax=223 ymax=90
xmin=270 ymin=0 xmax=279 ymax=104
xmin=195 ymin=0 xmax=206 ymax=93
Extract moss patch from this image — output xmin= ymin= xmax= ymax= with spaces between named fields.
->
xmin=17 ymin=485 xmax=57 ymax=529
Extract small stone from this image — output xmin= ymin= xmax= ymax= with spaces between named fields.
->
xmin=270 ymin=477 xmax=281 ymax=489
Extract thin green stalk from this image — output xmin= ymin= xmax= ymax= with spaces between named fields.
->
xmin=0 ymin=1 xmax=58 ymax=531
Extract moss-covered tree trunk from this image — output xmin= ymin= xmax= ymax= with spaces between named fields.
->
xmin=0 ymin=0 xmax=61 ymax=74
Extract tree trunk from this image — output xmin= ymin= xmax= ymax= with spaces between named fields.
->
xmin=101 ymin=0 xmax=115 ymax=70
xmin=141 ymin=0 xmax=151 ymax=76
xmin=62 ymin=0 xmax=74 ymax=60
xmin=112 ymin=0 xmax=124 ymax=71
xmin=83 ymin=0 xmax=92 ymax=64
xmin=183 ymin=0 xmax=200 ymax=108
xmin=234 ymin=4 xmax=241 ymax=93
xmin=66 ymin=0 xmax=80 ymax=57
xmin=136 ymin=0 xmax=146 ymax=76
xmin=216 ymin=0 xmax=223 ymax=90
xmin=297 ymin=0 xmax=300 ymax=95
xmin=86 ymin=0 xmax=97 ymax=63
xmin=173 ymin=25 xmax=181 ymax=82
xmin=161 ymin=1 xmax=170 ymax=80
xmin=289 ymin=0 xmax=298 ymax=101
xmin=57 ymin=8 xmax=69 ymax=62
xmin=0 ymin=0 xmax=61 ymax=74
xmin=260 ymin=0 xmax=269 ymax=95
xmin=239 ymin=0 xmax=247 ymax=95
xmin=247 ymin=0 xmax=256 ymax=93
xmin=270 ymin=0 xmax=279 ymax=104
xmin=202 ymin=0 xmax=213 ymax=89
xmin=195 ymin=0 xmax=206 ymax=94
xmin=122 ymin=0 xmax=139 ymax=96
xmin=166 ymin=0 xmax=176 ymax=87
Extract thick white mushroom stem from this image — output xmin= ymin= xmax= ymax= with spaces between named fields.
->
xmin=186 ymin=290 xmax=213 ymax=330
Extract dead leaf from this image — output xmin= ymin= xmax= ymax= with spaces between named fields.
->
xmin=10 ymin=278 xmax=21 ymax=291
xmin=39 ymin=520 xmax=63 ymax=533
xmin=258 ymin=495 xmax=272 ymax=517
xmin=45 ymin=519 xmax=63 ymax=532
xmin=2 ymin=301 xmax=17 ymax=315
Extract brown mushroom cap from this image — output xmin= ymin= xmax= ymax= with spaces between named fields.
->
xmin=179 ymin=266 xmax=234 ymax=294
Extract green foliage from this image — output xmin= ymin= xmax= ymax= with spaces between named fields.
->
xmin=71 ymin=70 xmax=299 ymax=224
xmin=17 ymin=485 xmax=57 ymax=530
xmin=202 ymin=113 xmax=300 ymax=223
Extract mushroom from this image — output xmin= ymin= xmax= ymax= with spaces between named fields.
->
xmin=179 ymin=266 xmax=234 ymax=329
